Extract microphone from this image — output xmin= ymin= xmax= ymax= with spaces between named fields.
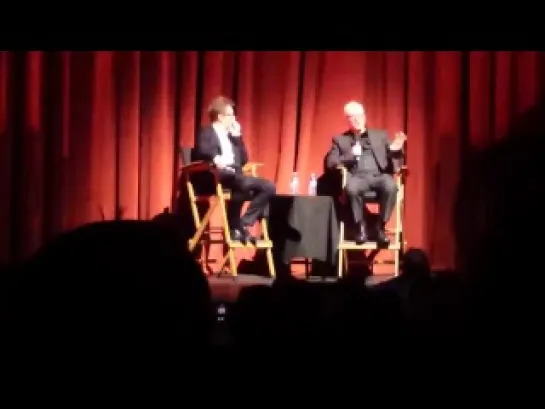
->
xmin=353 ymin=134 xmax=362 ymax=160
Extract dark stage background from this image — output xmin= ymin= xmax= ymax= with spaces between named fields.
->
xmin=1 ymin=51 xmax=544 ymax=270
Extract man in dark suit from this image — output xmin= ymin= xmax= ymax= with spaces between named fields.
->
xmin=194 ymin=96 xmax=276 ymax=242
xmin=326 ymin=101 xmax=406 ymax=245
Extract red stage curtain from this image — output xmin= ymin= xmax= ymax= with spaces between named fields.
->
xmin=0 ymin=51 xmax=543 ymax=269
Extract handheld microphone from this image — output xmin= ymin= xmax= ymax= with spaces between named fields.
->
xmin=353 ymin=134 xmax=362 ymax=160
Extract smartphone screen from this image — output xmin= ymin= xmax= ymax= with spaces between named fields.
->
xmin=213 ymin=302 xmax=232 ymax=347
xmin=216 ymin=303 xmax=227 ymax=322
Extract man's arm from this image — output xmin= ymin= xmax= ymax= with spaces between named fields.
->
xmin=230 ymin=134 xmax=248 ymax=166
xmin=195 ymin=127 xmax=221 ymax=164
xmin=383 ymin=131 xmax=405 ymax=157
xmin=381 ymin=131 xmax=404 ymax=172
xmin=326 ymin=137 xmax=356 ymax=169
xmin=227 ymin=120 xmax=248 ymax=167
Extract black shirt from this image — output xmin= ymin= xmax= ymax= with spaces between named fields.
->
xmin=353 ymin=131 xmax=380 ymax=175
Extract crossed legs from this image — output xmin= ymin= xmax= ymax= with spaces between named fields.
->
xmin=220 ymin=172 xmax=276 ymax=242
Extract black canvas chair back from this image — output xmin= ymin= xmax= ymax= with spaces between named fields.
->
xmin=179 ymin=147 xmax=193 ymax=167
xmin=179 ymin=146 xmax=216 ymax=196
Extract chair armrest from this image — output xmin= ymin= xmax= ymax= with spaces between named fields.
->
xmin=395 ymin=166 xmax=409 ymax=178
xmin=336 ymin=165 xmax=348 ymax=188
xmin=180 ymin=161 xmax=216 ymax=175
xmin=243 ymin=162 xmax=263 ymax=176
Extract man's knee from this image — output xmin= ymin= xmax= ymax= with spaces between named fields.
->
xmin=345 ymin=183 xmax=361 ymax=198
xmin=382 ymin=177 xmax=398 ymax=196
xmin=262 ymin=180 xmax=276 ymax=197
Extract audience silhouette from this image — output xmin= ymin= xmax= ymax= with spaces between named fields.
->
xmin=4 ymin=220 xmax=212 ymax=364
xmin=0 ymin=211 xmax=530 ymax=362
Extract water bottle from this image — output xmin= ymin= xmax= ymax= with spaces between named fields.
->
xmin=290 ymin=172 xmax=299 ymax=195
xmin=308 ymin=173 xmax=317 ymax=196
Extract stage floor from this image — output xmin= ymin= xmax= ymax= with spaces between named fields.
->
xmin=208 ymin=273 xmax=394 ymax=302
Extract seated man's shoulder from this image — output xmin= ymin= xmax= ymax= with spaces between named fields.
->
xmin=332 ymin=130 xmax=352 ymax=143
xmin=368 ymin=128 xmax=388 ymax=137
xmin=198 ymin=125 xmax=213 ymax=136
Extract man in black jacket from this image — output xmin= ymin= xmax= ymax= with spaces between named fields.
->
xmin=326 ymin=101 xmax=406 ymax=245
xmin=194 ymin=96 xmax=276 ymax=242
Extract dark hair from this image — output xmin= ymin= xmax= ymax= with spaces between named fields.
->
xmin=207 ymin=96 xmax=235 ymax=122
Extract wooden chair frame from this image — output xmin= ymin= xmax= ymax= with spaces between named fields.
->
xmin=181 ymin=161 xmax=275 ymax=278
xmin=337 ymin=165 xmax=408 ymax=278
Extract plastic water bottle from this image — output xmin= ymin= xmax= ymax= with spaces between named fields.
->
xmin=290 ymin=172 xmax=300 ymax=195
xmin=308 ymin=173 xmax=317 ymax=196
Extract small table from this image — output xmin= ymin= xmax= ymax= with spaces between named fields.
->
xmin=268 ymin=194 xmax=339 ymax=276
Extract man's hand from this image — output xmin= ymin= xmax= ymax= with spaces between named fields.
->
xmin=213 ymin=155 xmax=225 ymax=168
xmin=229 ymin=120 xmax=242 ymax=137
xmin=213 ymin=155 xmax=235 ymax=172
xmin=389 ymin=131 xmax=407 ymax=151
xmin=213 ymin=155 xmax=228 ymax=169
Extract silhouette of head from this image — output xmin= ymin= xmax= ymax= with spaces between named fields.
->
xmin=401 ymin=248 xmax=431 ymax=279
xmin=8 ymin=220 xmax=212 ymax=357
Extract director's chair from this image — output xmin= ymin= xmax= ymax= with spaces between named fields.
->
xmin=336 ymin=165 xmax=408 ymax=277
xmin=179 ymin=147 xmax=275 ymax=277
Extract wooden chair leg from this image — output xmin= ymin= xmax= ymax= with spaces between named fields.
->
xmin=337 ymin=249 xmax=344 ymax=278
xmin=393 ymin=178 xmax=404 ymax=277
xmin=394 ymin=249 xmax=400 ymax=276
xmin=227 ymin=248 xmax=238 ymax=276
xmin=215 ymin=183 xmax=238 ymax=276
xmin=265 ymin=248 xmax=276 ymax=278
xmin=188 ymin=201 xmax=217 ymax=252
xmin=260 ymin=217 xmax=275 ymax=278
xmin=218 ymin=253 xmax=229 ymax=275
xmin=337 ymin=221 xmax=345 ymax=278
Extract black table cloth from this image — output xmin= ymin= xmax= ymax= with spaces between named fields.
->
xmin=268 ymin=194 xmax=339 ymax=270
